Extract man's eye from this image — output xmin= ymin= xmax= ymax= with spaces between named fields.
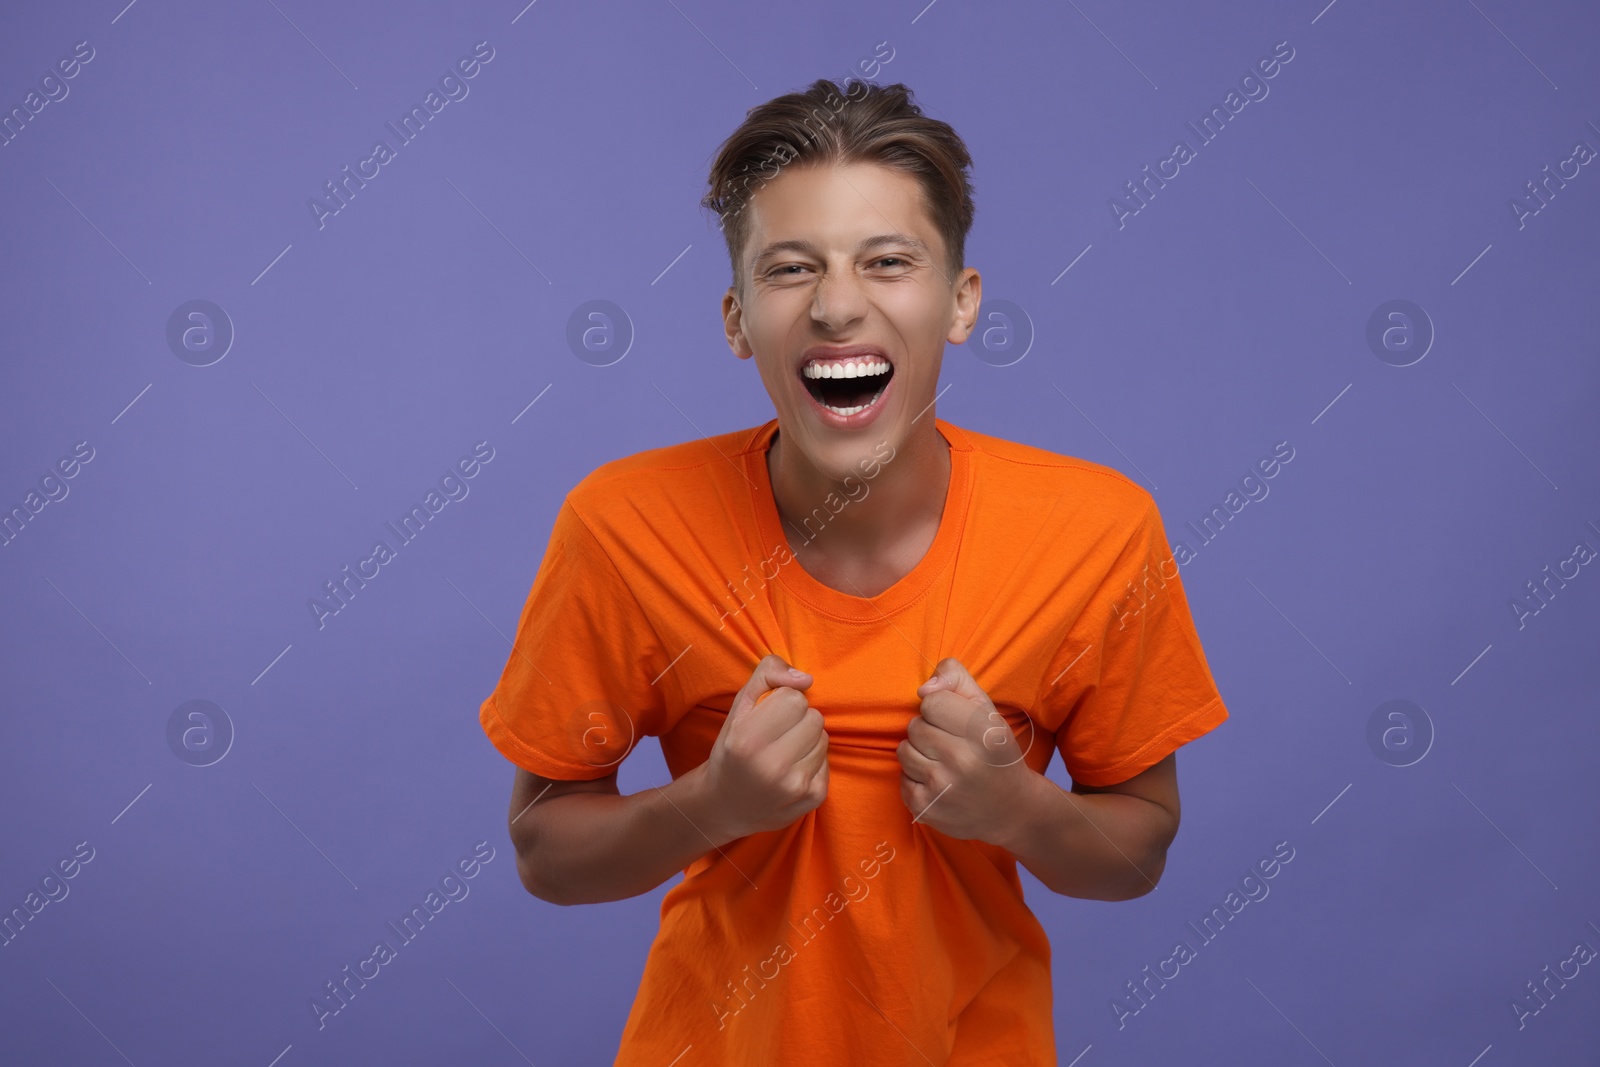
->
xmin=875 ymin=256 xmax=908 ymax=268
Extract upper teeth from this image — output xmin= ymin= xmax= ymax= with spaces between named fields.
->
xmin=803 ymin=357 xmax=891 ymax=379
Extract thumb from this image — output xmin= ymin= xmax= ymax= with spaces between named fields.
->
xmin=916 ymin=657 xmax=987 ymax=704
xmin=729 ymin=653 xmax=812 ymax=720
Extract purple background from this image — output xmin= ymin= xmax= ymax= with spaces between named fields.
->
xmin=3 ymin=1 xmax=1598 ymax=1063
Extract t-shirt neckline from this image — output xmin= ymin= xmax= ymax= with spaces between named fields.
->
xmin=742 ymin=417 xmax=974 ymax=622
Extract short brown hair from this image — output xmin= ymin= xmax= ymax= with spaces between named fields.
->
xmin=701 ymin=78 xmax=976 ymax=296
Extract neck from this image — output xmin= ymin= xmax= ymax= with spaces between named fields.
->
xmin=766 ymin=419 xmax=951 ymax=559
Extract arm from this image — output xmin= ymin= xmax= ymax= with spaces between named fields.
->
xmin=993 ymin=753 xmax=1181 ymax=902
xmin=507 ymin=764 xmax=735 ymax=906
xmin=507 ymin=655 xmax=828 ymax=907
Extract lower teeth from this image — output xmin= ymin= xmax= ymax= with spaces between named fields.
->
xmin=822 ymin=384 xmax=886 ymax=417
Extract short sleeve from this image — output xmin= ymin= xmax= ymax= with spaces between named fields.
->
xmin=478 ymin=498 xmax=671 ymax=780
xmin=1045 ymin=500 xmax=1227 ymax=787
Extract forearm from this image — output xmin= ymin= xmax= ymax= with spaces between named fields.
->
xmin=518 ymin=765 xmax=735 ymax=906
xmin=993 ymin=769 xmax=1174 ymax=901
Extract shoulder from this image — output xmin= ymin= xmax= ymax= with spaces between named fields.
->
xmin=563 ymin=422 xmax=766 ymax=536
xmin=946 ymin=419 xmax=1154 ymax=528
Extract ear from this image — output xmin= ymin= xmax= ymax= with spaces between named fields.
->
xmin=723 ymin=287 xmax=753 ymax=360
xmin=946 ymin=267 xmax=982 ymax=346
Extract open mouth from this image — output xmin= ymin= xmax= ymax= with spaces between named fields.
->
xmin=799 ymin=356 xmax=894 ymax=417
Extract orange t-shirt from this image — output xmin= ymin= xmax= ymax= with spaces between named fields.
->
xmin=479 ymin=417 xmax=1227 ymax=1066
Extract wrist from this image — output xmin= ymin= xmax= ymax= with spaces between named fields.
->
xmin=985 ymin=764 xmax=1053 ymax=856
xmin=669 ymin=761 xmax=742 ymax=850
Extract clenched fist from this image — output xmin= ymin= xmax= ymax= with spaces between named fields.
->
xmin=897 ymin=657 xmax=1034 ymax=843
xmin=698 ymin=654 xmax=829 ymax=840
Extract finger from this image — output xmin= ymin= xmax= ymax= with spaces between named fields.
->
xmin=799 ymin=728 xmax=829 ymax=785
xmin=730 ymin=653 xmax=812 ymax=720
xmin=903 ymin=713 xmax=948 ymax=762
xmin=916 ymin=657 xmax=987 ymax=703
xmin=759 ymin=703 xmax=824 ymax=767
xmin=916 ymin=688 xmax=978 ymax=737
xmin=896 ymin=739 xmax=935 ymax=784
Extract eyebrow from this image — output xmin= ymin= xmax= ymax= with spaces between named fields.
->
xmin=750 ymin=233 xmax=931 ymax=270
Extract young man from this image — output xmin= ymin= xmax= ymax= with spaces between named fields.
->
xmin=479 ymin=78 xmax=1228 ymax=1065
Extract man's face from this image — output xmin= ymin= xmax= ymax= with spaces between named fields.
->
xmin=722 ymin=161 xmax=980 ymax=481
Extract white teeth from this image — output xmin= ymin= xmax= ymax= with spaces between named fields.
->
xmin=803 ymin=357 xmax=890 ymax=380
xmin=818 ymin=380 xmax=889 ymax=417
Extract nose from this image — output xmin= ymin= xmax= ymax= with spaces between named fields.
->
xmin=809 ymin=264 xmax=869 ymax=332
